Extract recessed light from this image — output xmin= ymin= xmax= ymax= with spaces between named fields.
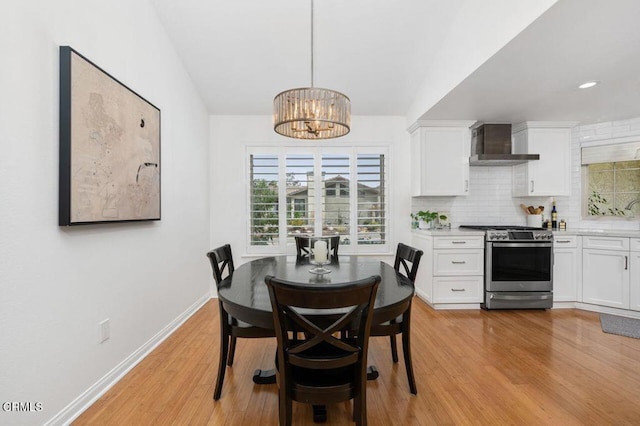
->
xmin=579 ymin=81 xmax=598 ymax=89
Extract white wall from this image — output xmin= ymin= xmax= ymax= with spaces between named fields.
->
xmin=0 ymin=1 xmax=211 ymax=425
xmin=209 ymin=115 xmax=412 ymax=267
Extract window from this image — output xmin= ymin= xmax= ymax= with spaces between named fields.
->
xmin=582 ymin=141 xmax=640 ymax=217
xmin=248 ymin=147 xmax=388 ymax=253
xmin=249 ymin=155 xmax=279 ymax=245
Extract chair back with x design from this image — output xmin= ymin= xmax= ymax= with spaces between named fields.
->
xmin=394 ymin=242 xmax=423 ymax=283
xmin=265 ymin=274 xmax=380 ymax=425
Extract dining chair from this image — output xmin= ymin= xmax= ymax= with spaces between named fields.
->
xmin=265 ymin=274 xmax=380 ymax=426
xmin=294 ymin=235 xmax=340 ymax=260
xmin=206 ymin=244 xmax=275 ymax=400
xmin=370 ymin=242 xmax=423 ymax=395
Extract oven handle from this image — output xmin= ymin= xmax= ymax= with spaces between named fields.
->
xmin=489 ymin=293 xmax=553 ymax=301
xmin=491 ymin=242 xmax=553 ymax=248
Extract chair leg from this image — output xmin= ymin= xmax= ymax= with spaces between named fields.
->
xmin=389 ymin=334 xmax=399 ymax=363
xmin=278 ymin=384 xmax=291 ymax=426
xmin=354 ymin=371 xmax=367 ymax=425
xmin=214 ymin=321 xmax=230 ymax=400
xmin=402 ymin=312 xmax=417 ymax=395
xmin=227 ymin=336 xmax=237 ymax=366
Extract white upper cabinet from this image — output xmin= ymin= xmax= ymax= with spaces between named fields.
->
xmin=512 ymin=121 xmax=577 ymax=197
xmin=409 ymin=120 xmax=476 ymax=196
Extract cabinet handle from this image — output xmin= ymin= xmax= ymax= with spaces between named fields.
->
xmin=451 ymin=288 xmax=466 ymax=292
xmin=451 ymin=261 xmax=466 ymax=264
xmin=465 ymin=179 xmax=469 ymax=192
xmin=530 ymin=180 xmax=535 ymax=193
xmin=451 ymin=241 xmax=467 ymax=244
xmin=625 ymin=255 xmax=628 ymax=270
xmin=556 ymin=240 xmax=572 ymax=243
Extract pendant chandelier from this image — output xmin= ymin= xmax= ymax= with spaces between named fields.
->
xmin=273 ymin=0 xmax=351 ymax=139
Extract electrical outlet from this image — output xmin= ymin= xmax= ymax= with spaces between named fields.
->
xmin=100 ymin=319 xmax=110 ymax=343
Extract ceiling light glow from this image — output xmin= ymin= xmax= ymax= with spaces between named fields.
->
xmin=579 ymin=81 xmax=598 ymax=89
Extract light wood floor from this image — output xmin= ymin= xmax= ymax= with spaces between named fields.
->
xmin=74 ymin=298 xmax=640 ymax=425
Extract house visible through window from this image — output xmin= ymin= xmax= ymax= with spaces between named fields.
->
xmin=248 ymin=148 xmax=388 ymax=253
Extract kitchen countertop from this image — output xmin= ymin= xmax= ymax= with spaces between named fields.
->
xmin=411 ymin=228 xmax=485 ymax=237
xmin=412 ymin=227 xmax=640 ymax=238
xmin=553 ymin=229 xmax=640 ymax=238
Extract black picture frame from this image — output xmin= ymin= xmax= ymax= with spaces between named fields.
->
xmin=59 ymin=46 xmax=161 ymax=226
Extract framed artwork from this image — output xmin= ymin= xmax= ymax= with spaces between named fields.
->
xmin=59 ymin=46 xmax=161 ymax=226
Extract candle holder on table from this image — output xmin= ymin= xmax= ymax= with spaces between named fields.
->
xmin=308 ymin=237 xmax=332 ymax=275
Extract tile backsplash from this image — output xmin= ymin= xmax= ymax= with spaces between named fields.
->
xmin=412 ymin=167 xmax=557 ymax=227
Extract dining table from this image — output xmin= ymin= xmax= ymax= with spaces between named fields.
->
xmin=217 ymin=255 xmax=414 ymax=381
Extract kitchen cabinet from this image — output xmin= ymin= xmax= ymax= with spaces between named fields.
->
xmin=409 ymin=120 xmax=475 ymax=196
xmin=553 ymin=234 xmax=581 ymax=304
xmin=512 ymin=121 xmax=577 ymax=197
xmin=411 ymin=231 xmax=484 ymax=308
xmin=630 ymin=238 xmax=640 ymax=311
xmin=582 ymin=236 xmax=630 ymax=309
xmin=411 ymin=233 xmax=433 ymax=301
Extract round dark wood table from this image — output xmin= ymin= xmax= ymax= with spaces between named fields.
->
xmin=217 ymin=255 xmax=414 ymax=331
xmin=216 ymin=255 xmax=414 ymax=422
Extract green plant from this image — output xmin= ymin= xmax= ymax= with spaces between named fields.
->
xmin=411 ymin=210 xmax=447 ymax=223
xmin=588 ymin=191 xmax=626 ymax=216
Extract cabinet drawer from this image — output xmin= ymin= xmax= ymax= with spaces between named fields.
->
xmin=433 ymin=249 xmax=484 ymax=275
xmin=631 ymin=238 xmax=640 ymax=252
xmin=582 ymin=236 xmax=629 ymax=251
xmin=433 ymin=276 xmax=483 ymax=303
xmin=553 ymin=235 xmax=578 ymax=248
xmin=433 ymin=236 xmax=484 ymax=249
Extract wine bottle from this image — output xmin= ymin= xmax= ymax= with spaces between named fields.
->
xmin=551 ymin=201 xmax=558 ymax=229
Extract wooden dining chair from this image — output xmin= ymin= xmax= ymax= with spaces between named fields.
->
xmin=265 ymin=274 xmax=380 ymax=426
xmin=294 ymin=235 xmax=340 ymax=260
xmin=370 ymin=243 xmax=423 ymax=395
xmin=206 ymin=244 xmax=275 ymax=400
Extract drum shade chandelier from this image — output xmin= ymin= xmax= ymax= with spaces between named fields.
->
xmin=273 ymin=0 xmax=351 ymax=140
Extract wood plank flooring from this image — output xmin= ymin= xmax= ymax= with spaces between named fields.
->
xmin=74 ymin=298 xmax=640 ymax=425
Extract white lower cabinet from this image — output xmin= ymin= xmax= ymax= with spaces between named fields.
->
xmin=433 ymin=276 xmax=483 ymax=303
xmin=582 ymin=236 xmax=630 ymax=309
xmin=411 ymin=233 xmax=433 ymax=302
xmin=411 ymin=232 xmax=484 ymax=308
xmin=552 ymin=235 xmax=581 ymax=303
xmin=630 ymin=238 xmax=640 ymax=311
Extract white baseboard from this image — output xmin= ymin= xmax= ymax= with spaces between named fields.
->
xmin=45 ymin=294 xmax=211 ymax=426
xmin=575 ymin=302 xmax=640 ymax=320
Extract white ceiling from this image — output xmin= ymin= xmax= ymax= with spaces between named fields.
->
xmin=421 ymin=0 xmax=640 ymax=125
xmin=151 ymin=0 xmax=640 ymax=126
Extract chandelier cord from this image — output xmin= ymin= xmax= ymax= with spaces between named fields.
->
xmin=310 ymin=0 xmax=314 ymax=87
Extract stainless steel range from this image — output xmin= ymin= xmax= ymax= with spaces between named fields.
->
xmin=459 ymin=225 xmax=554 ymax=309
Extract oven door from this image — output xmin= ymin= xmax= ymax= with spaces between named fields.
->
xmin=486 ymin=242 xmax=553 ymax=292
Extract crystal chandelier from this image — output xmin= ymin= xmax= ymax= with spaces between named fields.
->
xmin=273 ymin=0 xmax=351 ymax=139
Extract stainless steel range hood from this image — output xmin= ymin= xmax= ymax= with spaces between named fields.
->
xmin=469 ymin=124 xmax=539 ymax=166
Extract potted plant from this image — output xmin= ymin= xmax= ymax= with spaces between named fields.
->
xmin=411 ymin=210 xmax=447 ymax=229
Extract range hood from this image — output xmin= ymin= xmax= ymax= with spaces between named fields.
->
xmin=469 ymin=124 xmax=540 ymax=166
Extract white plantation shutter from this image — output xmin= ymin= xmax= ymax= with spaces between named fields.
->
xmin=248 ymin=147 xmax=388 ymax=253
xmin=321 ymin=154 xmax=351 ymax=244
xmin=357 ymin=154 xmax=386 ymax=246
xmin=286 ymin=154 xmax=314 ymax=242
xmin=249 ymin=154 xmax=279 ymax=245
